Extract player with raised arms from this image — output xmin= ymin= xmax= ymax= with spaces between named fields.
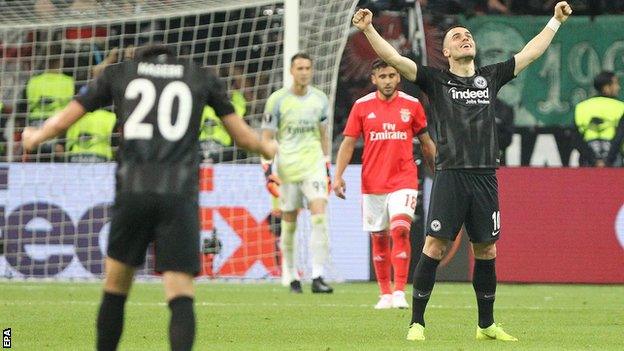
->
xmin=352 ymin=1 xmax=573 ymax=341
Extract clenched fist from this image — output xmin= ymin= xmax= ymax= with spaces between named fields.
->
xmin=352 ymin=8 xmax=373 ymax=31
xmin=554 ymin=1 xmax=572 ymax=23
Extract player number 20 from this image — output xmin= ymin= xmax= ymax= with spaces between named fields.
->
xmin=124 ymin=78 xmax=192 ymax=141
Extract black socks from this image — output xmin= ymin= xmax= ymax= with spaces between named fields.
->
xmin=97 ymin=292 xmax=127 ymax=351
xmin=168 ymin=296 xmax=196 ymax=351
xmin=473 ymin=258 xmax=496 ymax=328
xmin=411 ymin=253 xmax=440 ymax=326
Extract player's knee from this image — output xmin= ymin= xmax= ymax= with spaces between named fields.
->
xmin=310 ymin=214 xmax=329 ymax=248
xmin=371 ymin=230 xmax=389 ymax=238
xmin=422 ymin=236 xmax=448 ymax=260
xmin=390 ymin=217 xmax=412 ymax=239
xmin=282 ymin=211 xmax=298 ymax=223
xmin=310 ymin=213 xmax=327 ymax=227
xmin=104 ymin=277 xmax=132 ymax=295
xmin=371 ymin=231 xmax=389 ymax=246
xmin=162 ymin=271 xmax=195 ymax=301
xmin=103 ymin=258 xmax=135 ymax=294
xmin=390 ymin=215 xmax=411 ymax=239
xmin=309 ymin=199 xmax=327 ymax=215
xmin=473 ymin=242 xmax=496 ymax=259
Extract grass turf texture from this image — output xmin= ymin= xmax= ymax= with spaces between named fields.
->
xmin=1 ymin=281 xmax=622 ymax=350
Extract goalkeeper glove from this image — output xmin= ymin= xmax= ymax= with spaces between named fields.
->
xmin=262 ymin=162 xmax=281 ymax=198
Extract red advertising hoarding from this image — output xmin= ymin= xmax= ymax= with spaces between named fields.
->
xmin=496 ymin=168 xmax=624 ymax=283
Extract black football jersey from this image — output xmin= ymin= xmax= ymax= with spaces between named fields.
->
xmin=76 ymin=55 xmax=234 ymax=194
xmin=415 ymin=58 xmax=515 ymax=169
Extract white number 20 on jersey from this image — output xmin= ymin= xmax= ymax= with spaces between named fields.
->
xmin=124 ymin=78 xmax=192 ymax=141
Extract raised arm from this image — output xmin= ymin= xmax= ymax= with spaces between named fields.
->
xmin=513 ymin=1 xmax=572 ymax=76
xmin=352 ymin=9 xmax=418 ymax=81
xmin=332 ymin=136 xmax=357 ymax=199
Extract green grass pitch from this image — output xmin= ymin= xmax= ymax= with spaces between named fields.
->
xmin=1 ymin=281 xmax=622 ymax=350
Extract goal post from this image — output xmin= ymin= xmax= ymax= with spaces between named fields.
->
xmin=0 ymin=0 xmax=361 ymax=281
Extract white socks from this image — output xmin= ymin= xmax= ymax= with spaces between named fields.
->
xmin=280 ymin=220 xmax=298 ymax=286
xmin=310 ymin=213 xmax=329 ymax=279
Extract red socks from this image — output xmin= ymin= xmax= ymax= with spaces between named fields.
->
xmin=390 ymin=214 xmax=412 ymax=292
xmin=371 ymin=213 xmax=412 ymax=295
xmin=371 ymin=231 xmax=392 ymax=294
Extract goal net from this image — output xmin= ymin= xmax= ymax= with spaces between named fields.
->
xmin=0 ymin=0 xmax=360 ymax=281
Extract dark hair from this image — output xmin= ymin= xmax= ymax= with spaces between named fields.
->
xmin=291 ymin=52 xmax=312 ymax=64
xmin=593 ymin=71 xmax=616 ymax=93
xmin=135 ymin=44 xmax=176 ymax=60
xmin=371 ymin=59 xmax=390 ymax=73
xmin=443 ymin=25 xmax=472 ymax=41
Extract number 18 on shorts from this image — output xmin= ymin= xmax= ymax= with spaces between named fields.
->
xmin=362 ymin=188 xmax=418 ymax=232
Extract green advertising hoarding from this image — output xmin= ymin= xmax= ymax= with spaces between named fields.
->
xmin=465 ymin=16 xmax=624 ymax=126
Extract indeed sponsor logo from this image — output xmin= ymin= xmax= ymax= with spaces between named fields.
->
xmin=448 ymin=87 xmax=489 ymax=100
xmin=448 ymin=87 xmax=490 ymax=105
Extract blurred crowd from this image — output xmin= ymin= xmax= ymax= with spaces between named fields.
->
xmin=364 ymin=0 xmax=624 ymax=16
xmin=0 ymin=1 xmax=282 ymax=163
xmin=1 ymin=0 xmax=623 ymax=167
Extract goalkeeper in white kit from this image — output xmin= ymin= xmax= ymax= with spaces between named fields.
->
xmin=261 ymin=52 xmax=333 ymax=293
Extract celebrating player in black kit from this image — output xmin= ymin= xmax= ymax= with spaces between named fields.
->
xmin=353 ymin=1 xmax=573 ymax=342
xmin=22 ymin=44 xmax=277 ymax=351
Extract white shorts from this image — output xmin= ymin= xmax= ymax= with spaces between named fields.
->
xmin=362 ymin=188 xmax=418 ymax=232
xmin=280 ymin=175 xmax=328 ymax=212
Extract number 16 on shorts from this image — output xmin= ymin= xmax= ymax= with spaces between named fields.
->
xmin=491 ymin=211 xmax=500 ymax=236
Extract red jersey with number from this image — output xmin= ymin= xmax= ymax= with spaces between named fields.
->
xmin=343 ymin=91 xmax=427 ymax=194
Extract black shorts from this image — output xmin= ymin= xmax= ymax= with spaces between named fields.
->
xmin=107 ymin=192 xmax=200 ymax=275
xmin=426 ymin=169 xmax=500 ymax=243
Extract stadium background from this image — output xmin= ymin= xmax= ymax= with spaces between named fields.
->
xmin=0 ymin=0 xmax=622 ymax=285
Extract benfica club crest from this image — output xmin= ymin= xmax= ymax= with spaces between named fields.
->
xmin=400 ymin=108 xmax=411 ymax=122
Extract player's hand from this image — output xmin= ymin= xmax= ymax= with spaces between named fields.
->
xmin=266 ymin=176 xmax=281 ymax=197
xmin=262 ymin=163 xmax=281 ymax=198
xmin=332 ymin=176 xmax=346 ymax=200
xmin=352 ymin=9 xmax=373 ymax=31
xmin=124 ymin=45 xmax=135 ymax=60
xmin=21 ymin=127 xmax=40 ymax=153
xmin=554 ymin=1 xmax=572 ymax=23
xmin=105 ymin=47 xmax=120 ymax=63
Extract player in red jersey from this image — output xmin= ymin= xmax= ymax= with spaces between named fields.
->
xmin=333 ymin=59 xmax=436 ymax=309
